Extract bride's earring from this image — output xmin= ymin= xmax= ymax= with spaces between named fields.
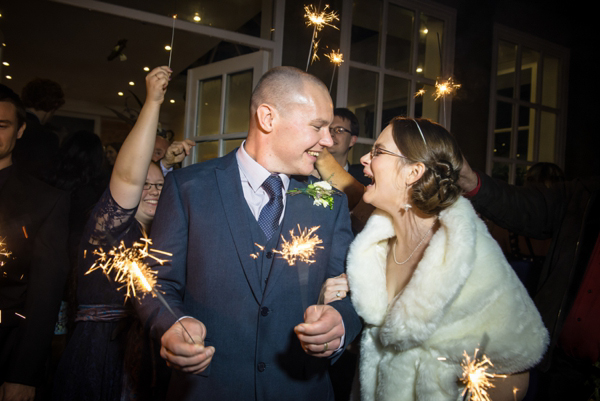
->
xmin=403 ymin=203 xmax=412 ymax=212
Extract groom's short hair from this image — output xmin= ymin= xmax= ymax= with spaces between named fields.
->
xmin=250 ymin=67 xmax=327 ymax=117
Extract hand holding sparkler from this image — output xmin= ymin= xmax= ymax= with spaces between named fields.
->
xmin=160 ymin=317 xmax=215 ymax=374
xmin=294 ymin=304 xmax=344 ymax=358
xmin=145 ymin=66 xmax=172 ymax=105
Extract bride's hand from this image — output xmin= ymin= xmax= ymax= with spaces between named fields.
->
xmin=318 ymin=273 xmax=349 ymax=304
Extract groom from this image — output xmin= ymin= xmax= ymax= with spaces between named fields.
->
xmin=137 ymin=66 xmax=361 ymax=400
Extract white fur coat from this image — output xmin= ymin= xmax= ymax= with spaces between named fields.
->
xmin=347 ymin=197 xmax=549 ymax=401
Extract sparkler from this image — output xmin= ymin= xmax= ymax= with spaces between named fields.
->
xmin=168 ymin=14 xmax=177 ymax=69
xmin=0 ymin=236 xmax=10 ymax=268
xmin=274 ymin=225 xmax=323 ymax=266
xmin=434 ymin=77 xmax=461 ymax=101
xmin=460 ymin=349 xmax=507 ymax=401
xmin=414 ymin=88 xmax=426 ymax=98
xmin=325 ymin=49 xmax=344 ymax=91
xmin=304 ymin=4 xmax=340 ymax=71
xmin=88 ymin=237 xmax=196 ymax=343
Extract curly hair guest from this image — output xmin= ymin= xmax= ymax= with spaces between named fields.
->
xmin=323 ymin=117 xmax=549 ymax=401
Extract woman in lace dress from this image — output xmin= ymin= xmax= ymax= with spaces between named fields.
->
xmin=323 ymin=117 xmax=548 ymax=401
xmin=52 ymin=66 xmax=172 ymax=401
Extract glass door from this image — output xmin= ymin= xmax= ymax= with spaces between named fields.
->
xmin=184 ymin=50 xmax=270 ymax=165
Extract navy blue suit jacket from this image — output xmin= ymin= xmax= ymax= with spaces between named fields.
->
xmin=137 ymin=150 xmax=361 ymax=401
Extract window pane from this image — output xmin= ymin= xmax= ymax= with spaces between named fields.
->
xmin=418 ymin=13 xmax=443 ymax=80
xmin=382 ymin=75 xmax=410 ymax=128
xmin=224 ymin=70 xmax=252 ymax=134
xmin=196 ymin=141 xmax=219 ymax=162
xmin=348 ymin=67 xmax=378 ymax=139
xmin=415 ymin=82 xmax=439 ymax=120
xmin=518 ymin=106 xmax=535 ymax=161
xmin=494 ymin=101 xmax=513 ymax=158
xmin=520 ymin=47 xmax=540 ymax=103
xmin=539 ymin=111 xmax=556 ymax=162
xmin=496 ymin=41 xmax=517 ymax=98
xmin=542 ymin=55 xmax=560 ymax=108
xmin=385 ymin=5 xmax=413 ymax=72
xmin=351 ymin=0 xmax=382 ymax=66
xmin=515 ymin=165 xmax=528 ymax=186
xmin=492 ymin=162 xmax=510 ymax=183
xmin=348 ymin=143 xmax=371 ymax=165
xmin=225 ymin=139 xmax=245 ymax=155
xmin=196 ymin=77 xmax=222 ymax=136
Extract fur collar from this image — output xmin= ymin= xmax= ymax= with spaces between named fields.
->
xmin=347 ymin=197 xmax=478 ymax=348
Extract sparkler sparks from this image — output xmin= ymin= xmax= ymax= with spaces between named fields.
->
xmin=250 ymin=243 xmax=265 ymax=259
xmin=434 ymin=77 xmax=461 ymax=100
xmin=304 ymin=4 xmax=339 ymax=32
xmin=304 ymin=4 xmax=340 ymax=70
xmin=414 ymin=88 xmax=426 ymax=98
xmin=460 ymin=349 xmax=507 ymax=401
xmin=86 ymin=237 xmax=170 ymax=301
xmin=325 ymin=49 xmax=344 ymax=66
xmin=0 ymin=236 xmax=10 ymax=268
xmin=273 ymin=225 xmax=323 ymax=266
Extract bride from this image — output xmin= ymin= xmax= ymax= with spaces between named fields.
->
xmin=325 ymin=117 xmax=548 ymax=401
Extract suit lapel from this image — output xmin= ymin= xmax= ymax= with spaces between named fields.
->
xmin=215 ymin=153 xmax=263 ymax=304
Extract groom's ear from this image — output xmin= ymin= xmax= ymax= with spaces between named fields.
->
xmin=256 ymin=103 xmax=276 ymax=133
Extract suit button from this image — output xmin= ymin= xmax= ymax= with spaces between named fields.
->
xmin=261 ymin=307 xmax=270 ymax=316
xmin=257 ymin=362 xmax=266 ymax=372
xmin=266 ymin=251 xmax=273 ymax=259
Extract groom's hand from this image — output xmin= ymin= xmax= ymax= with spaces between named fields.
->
xmin=160 ymin=317 xmax=215 ymax=374
xmin=294 ymin=305 xmax=345 ymax=358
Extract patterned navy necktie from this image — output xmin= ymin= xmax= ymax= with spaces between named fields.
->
xmin=258 ymin=174 xmax=284 ymax=240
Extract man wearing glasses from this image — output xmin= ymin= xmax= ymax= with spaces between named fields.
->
xmin=326 ymin=108 xmax=371 ymax=186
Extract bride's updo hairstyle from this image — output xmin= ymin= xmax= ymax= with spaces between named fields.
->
xmin=391 ymin=117 xmax=463 ymax=216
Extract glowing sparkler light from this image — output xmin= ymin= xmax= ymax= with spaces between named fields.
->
xmin=250 ymin=243 xmax=265 ymax=260
xmin=434 ymin=77 xmax=461 ymax=100
xmin=311 ymin=39 xmax=321 ymax=64
xmin=325 ymin=49 xmax=344 ymax=66
xmin=460 ymin=349 xmax=507 ymax=401
xmin=414 ymin=89 xmax=426 ymax=98
xmin=86 ymin=237 xmax=170 ymax=301
xmin=304 ymin=4 xmax=339 ymax=32
xmin=274 ymin=225 xmax=323 ymax=266
xmin=1 ymin=236 xmax=10 ymax=264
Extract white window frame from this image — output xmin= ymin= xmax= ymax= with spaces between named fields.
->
xmin=487 ymin=24 xmax=569 ymax=183
xmin=338 ymin=0 xmax=456 ymax=148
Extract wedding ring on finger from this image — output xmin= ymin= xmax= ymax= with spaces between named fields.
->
xmin=336 ymin=291 xmax=341 ymax=298
xmin=323 ymin=342 xmax=329 ymax=352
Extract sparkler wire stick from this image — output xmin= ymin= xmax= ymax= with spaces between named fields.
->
xmin=306 ymin=25 xmax=318 ymax=71
xmin=168 ymin=15 xmax=177 ymax=69
xmin=152 ymin=289 xmax=196 ymax=344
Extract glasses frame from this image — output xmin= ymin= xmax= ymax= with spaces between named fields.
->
xmin=329 ymin=126 xmax=354 ymax=136
xmin=370 ymin=145 xmax=406 ymax=159
xmin=143 ymin=183 xmax=164 ymax=191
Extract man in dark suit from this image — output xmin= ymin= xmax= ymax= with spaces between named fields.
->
xmin=137 ymin=67 xmax=362 ymax=400
xmin=0 ymin=84 xmax=69 ymax=400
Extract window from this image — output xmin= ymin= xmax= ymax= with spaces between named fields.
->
xmin=338 ymin=0 xmax=456 ymax=163
xmin=488 ymin=25 xmax=569 ymax=184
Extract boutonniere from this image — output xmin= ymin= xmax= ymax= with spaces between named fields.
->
xmin=287 ymin=180 xmax=335 ymax=209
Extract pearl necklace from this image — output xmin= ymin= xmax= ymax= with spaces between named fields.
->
xmin=393 ymin=218 xmax=438 ymax=265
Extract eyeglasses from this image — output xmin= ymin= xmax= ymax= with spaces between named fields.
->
xmin=143 ymin=183 xmax=164 ymax=190
xmin=329 ymin=126 xmax=353 ymax=136
xmin=370 ymin=146 xmax=406 ymax=159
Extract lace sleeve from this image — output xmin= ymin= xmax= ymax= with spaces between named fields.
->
xmin=85 ymin=188 xmax=139 ymax=246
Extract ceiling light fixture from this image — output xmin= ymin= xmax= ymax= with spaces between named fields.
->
xmin=165 ymin=45 xmax=172 ymax=51
xmin=129 ymin=81 xmax=135 ymax=86
xmin=143 ymin=66 xmax=150 ymax=72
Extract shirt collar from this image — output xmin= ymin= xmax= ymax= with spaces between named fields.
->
xmin=236 ymin=141 xmax=290 ymax=193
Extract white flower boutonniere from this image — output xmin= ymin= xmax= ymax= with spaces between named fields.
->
xmin=287 ymin=180 xmax=335 ymax=210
